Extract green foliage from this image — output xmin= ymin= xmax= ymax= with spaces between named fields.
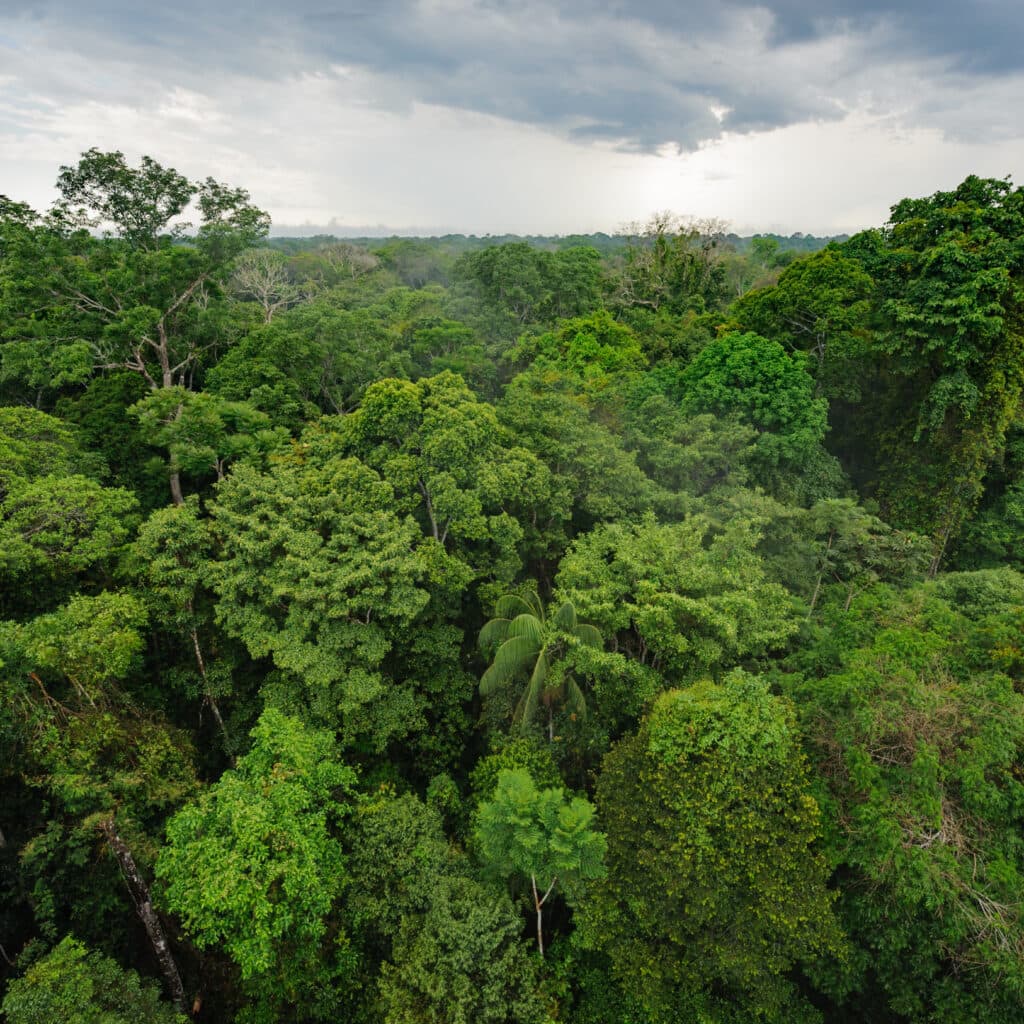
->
xmin=512 ymin=311 xmax=647 ymax=398
xmin=784 ymin=576 xmax=1024 ymax=1020
xmin=623 ymin=396 xmax=757 ymax=500
xmin=345 ymin=790 xmax=452 ymax=937
xmin=469 ymin=736 xmax=562 ymax=804
xmin=378 ymin=875 xmax=548 ymax=1024
xmin=209 ymin=442 xmax=468 ymax=752
xmin=0 ymin=407 xmax=93 ymax=499
xmin=849 ymin=177 xmax=1024 ymax=556
xmin=1 ymin=936 xmax=185 ymax=1024
xmin=156 ymin=709 xmax=358 ymax=1022
xmin=5 ymin=159 xmax=1024 ymax=1021
xmin=0 ymin=475 xmax=139 ymax=589
xmin=475 ymin=768 xmax=606 ymax=904
xmin=556 ymin=513 xmax=798 ymax=684
xmin=583 ymin=674 xmax=842 ymax=1022
xmin=335 ymin=371 xmax=554 ymax=584
xmin=130 ymin=386 xmax=286 ymax=486
xmin=497 ymin=371 xmax=658 ymax=546
xmin=10 ymin=590 xmax=149 ymax=698
xmin=454 ymin=241 xmax=603 ymax=334
xmin=679 ymin=330 xmax=841 ymax=502
xmin=804 ymin=497 xmax=932 ymax=614
xmin=478 ymin=589 xmax=603 ymax=738
xmin=732 ymin=247 xmax=872 ymax=399
xmin=207 ymin=295 xmax=416 ymax=423
xmin=612 ymin=214 xmax=729 ymax=315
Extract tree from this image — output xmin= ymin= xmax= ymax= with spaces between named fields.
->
xmin=857 ymin=177 xmax=1024 ymax=570
xmin=3 ymin=591 xmax=197 ymax=1014
xmin=555 ymin=513 xmax=798 ymax=684
xmin=612 ymin=213 xmax=729 ymax=315
xmin=803 ymin=498 xmax=931 ymax=615
xmin=335 ymin=371 xmax=553 ymax=588
xmin=497 ymin=371 xmax=659 ymax=552
xmin=454 ymin=242 xmax=602 ymax=333
xmin=156 ymin=709 xmax=358 ymax=1024
xmin=229 ymin=247 xmax=313 ymax=322
xmin=127 ymin=498 xmax=234 ymax=754
xmin=623 ymin=396 xmax=757 ymax=500
xmin=783 ymin=574 xmax=1024 ymax=1021
xmin=732 ymin=247 xmax=872 ymax=396
xmin=206 ymin=297 xmax=413 ymax=423
xmin=511 ymin=311 xmax=647 ymax=410
xmin=1 ymin=936 xmax=185 ymax=1024
xmin=582 ymin=674 xmax=842 ymax=1022
xmin=474 ymin=768 xmax=606 ymax=957
xmin=679 ymin=330 xmax=842 ymax=503
xmin=0 ymin=470 xmax=140 ymax=626
xmin=479 ymin=590 xmax=603 ymax=740
xmin=378 ymin=875 xmax=548 ymax=1024
xmin=313 ymin=241 xmax=380 ymax=282
xmin=129 ymin=386 xmax=285 ymax=487
xmin=209 ymin=439 xmax=473 ymax=757
xmin=3 ymin=150 xmax=269 ymax=503
xmin=0 ymin=407 xmax=93 ymax=500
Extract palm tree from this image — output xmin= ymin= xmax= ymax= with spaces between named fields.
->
xmin=478 ymin=590 xmax=603 ymax=741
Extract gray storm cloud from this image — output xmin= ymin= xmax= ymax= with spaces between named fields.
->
xmin=2 ymin=0 xmax=1022 ymax=152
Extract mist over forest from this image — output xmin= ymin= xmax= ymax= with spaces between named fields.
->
xmin=1 ymin=147 xmax=1023 ymax=1024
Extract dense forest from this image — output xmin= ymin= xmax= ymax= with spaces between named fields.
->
xmin=1 ymin=151 xmax=1023 ymax=1024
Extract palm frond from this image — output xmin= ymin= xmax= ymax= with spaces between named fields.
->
xmin=565 ymin=675 xmax=588 ymax=719
xmin=480 ymin=634 xmax=539 ymax=696
xmin=514 ymin=652 xmax=548 ymax=730
xmin=572 ymin=623 xmax=603 ymax=649
xmin=494 ymin=592 xmax=539 ymax=620
xmin=506 ymin=613 xmax=543 ymax=645
xmin=478 ymin=617 xmax=511 ymax=653
xmin=552 ymin=601 xmax=578 ymax=631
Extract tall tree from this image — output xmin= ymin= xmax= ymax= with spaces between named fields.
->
xmin=156 ymin=709 xmax=358 ymax=1024
xmin=582 ymin=674 xmax=842 ymax=1022
xmin=854 ymin=177 xmax=1024 ymax=569
xmin=3 ymin=150 xmax=269 ymax=503
xmin=474 ymin=768 xmax=606 ymax=957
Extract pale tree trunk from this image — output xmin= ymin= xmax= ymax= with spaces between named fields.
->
xmin=530 ymin=874 xmax=558 ymax=958
xmin=99 ymin=820 xmax=189 ymax=1016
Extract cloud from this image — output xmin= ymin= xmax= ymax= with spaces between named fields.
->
xmin=1 ymin=1 xmax=1022 ymax=233
xmin=2 ymin=1 xmax=1022 ymax=154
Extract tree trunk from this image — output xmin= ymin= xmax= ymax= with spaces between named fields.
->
xmin=807 ymin=529 xmax=834 ymax=617
xmin=99 ymin=820 xmax=189 ymax=1016
xmin=169 ymin=472 xmax=185 ymax=507
xmin=530 ymin=874 xmax=558 ymax=958
xmin=189 ymin=622 xmax=232 ymax=761
xmin=531 ymin=874 xmax=545 ymax=958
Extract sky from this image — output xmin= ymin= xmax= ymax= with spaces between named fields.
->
xmin=1 ymin=2 xmax=1023 ymax=236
